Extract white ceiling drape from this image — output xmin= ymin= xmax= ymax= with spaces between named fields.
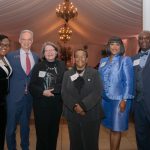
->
xmin=0 ymin=0 xmax=142 ymax=46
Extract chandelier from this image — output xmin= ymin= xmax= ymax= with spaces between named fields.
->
xmin=58 ymin=23 xmax=72 ymax=43
xmin=56 ymin=0 xmax=78 ymax=22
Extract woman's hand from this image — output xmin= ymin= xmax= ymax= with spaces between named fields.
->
xmin=74 ymin=104 xmax=86 ymax=116
xmin=119 ymin=100 xmax=126 ymax=112
xmin=43 ymin=89 xmax=54 ymax=97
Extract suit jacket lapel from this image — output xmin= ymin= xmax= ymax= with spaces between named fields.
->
xmin=81 ymin=67 xmax=90 ymax=93
xmin=70 ymin=69 xmax=81 ymax=96
xmin=4 ymin=56 xmax=12 ymax=76
xmin=15 ymin=50 xmax=27 ymax=75
xmin=29 ymin=52 xmax=39 ymax=75
xmin=133 ymin=54 xmax=142 ymax=72
xmin=32 ymin=52 xmax=37 ymax=63
xmin=82 ymin=67 xmax=88 ymax=82
xmin=144 ymin=54 xmax=150 ymax=70
xmin=28 ymin=52 xmax=35 ymax=76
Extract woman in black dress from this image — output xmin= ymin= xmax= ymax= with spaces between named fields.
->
xmin=29 ymin=41 xmax=66 ymax=150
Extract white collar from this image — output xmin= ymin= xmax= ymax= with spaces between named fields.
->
xmin=20 ymin=48 xmax=31 ymax=54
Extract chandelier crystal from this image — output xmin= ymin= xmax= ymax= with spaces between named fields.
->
xmin=58 ymin=23 xmax=72 ymax=43
xmin=56 ymin=0 xmax=78 ymax=22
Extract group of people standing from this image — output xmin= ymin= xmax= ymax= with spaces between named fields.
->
xmin=0 ymin=29 xmax=150 ymax=150
xmin=99 ymin=31 xmax=150 ymax=150
xmin=0 ymin=30 xmax=39 ymax=150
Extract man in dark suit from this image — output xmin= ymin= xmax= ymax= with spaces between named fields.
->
xmin=132 ymin=30 xmax=150 ymax=150
xmin=6 ymin=30 xmax=39 ymax=150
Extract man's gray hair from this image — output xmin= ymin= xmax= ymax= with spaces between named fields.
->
xmin=19 ymin=29 xmax=33 ymax=39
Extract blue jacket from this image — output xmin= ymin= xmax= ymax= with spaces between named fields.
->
xmin=6 ymin=50 xmax=39 ymax=103
xmin=98 ymin=55 xmax=134 ymax=101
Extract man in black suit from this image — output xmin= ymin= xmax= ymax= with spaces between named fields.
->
xmin=132 ymin=30 xmax=150 ymax=150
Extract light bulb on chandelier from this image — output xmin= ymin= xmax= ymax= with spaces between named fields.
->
xmin=58 ymin=23 xmax=72 ymax=43
xmin=56 ymin=0 xmax=78 ymax=22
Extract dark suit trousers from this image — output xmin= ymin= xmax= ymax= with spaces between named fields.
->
xmin=67 ymin=120 xmax=100 ymax=150
xmin=134 ymin=101 xmax=150 ymax=150
xmin=6 ymin=95 xmax=32 ymax=150
xmin=0 ymin=101 xmax=6 ymax=150
xmin=33 ymin=95 xmax=62 ymax=150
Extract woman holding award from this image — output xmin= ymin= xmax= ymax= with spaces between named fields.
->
xmin=29 ymin=41 xmax=66 ymax=150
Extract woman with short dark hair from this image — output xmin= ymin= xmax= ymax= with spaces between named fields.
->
xmin=62 ymin=48 xmax=104 ymax=150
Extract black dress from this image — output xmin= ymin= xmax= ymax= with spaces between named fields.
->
xmin=29 ymin=59 xmax=66 ymax=150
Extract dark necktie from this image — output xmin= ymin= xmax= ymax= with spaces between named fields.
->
xmin=26 ymin=53 xmax=31 ymax=75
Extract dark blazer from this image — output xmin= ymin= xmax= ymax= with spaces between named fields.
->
xmin=0 ymin=57 xmax=12 ymax=104
xmin=6 ymin=50 xmax=39 ymax=103
xmin=0 ymin=67 xmax=9 ymax=98
xmin=61 ymin=66 xmax=104 ymax=123
xmin=132 ymin=53 xmax=150 ymax=115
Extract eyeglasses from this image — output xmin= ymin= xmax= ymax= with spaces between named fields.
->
xmin=0 ymin=43 xmax=10 ymax=48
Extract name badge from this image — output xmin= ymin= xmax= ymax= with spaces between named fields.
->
xmin=38 ymin=71 xmax=46 ymax=78
xmin=0 ymin=60 xmax=4 ymax=65
xmin=100 ymin=62 xmax=106 ymax=67
xmin=70 ymin=73 xmax=79 ymax=81
xmin=133 ymin=59 xmax=140 ymax=66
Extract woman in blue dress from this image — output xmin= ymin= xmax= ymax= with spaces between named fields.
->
xmin=98 ymin=37 xmax=134 ymax=150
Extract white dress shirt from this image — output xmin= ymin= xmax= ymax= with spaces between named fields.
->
xmin=20 ymin=49 xmax=35 ymax=73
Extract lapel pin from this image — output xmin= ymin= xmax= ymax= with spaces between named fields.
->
xmin=88 ymin=79 xmax=91 ymax=81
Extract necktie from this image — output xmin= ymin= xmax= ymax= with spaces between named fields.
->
xmin=26 ymin=53 xmax=31 ymax=75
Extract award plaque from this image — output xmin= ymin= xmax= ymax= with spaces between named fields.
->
xmin=44 ymin=72 xmax=56 ymax=90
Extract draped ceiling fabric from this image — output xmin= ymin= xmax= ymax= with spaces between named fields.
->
xmin=0 ymin=0 xmax=142 ymax=49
